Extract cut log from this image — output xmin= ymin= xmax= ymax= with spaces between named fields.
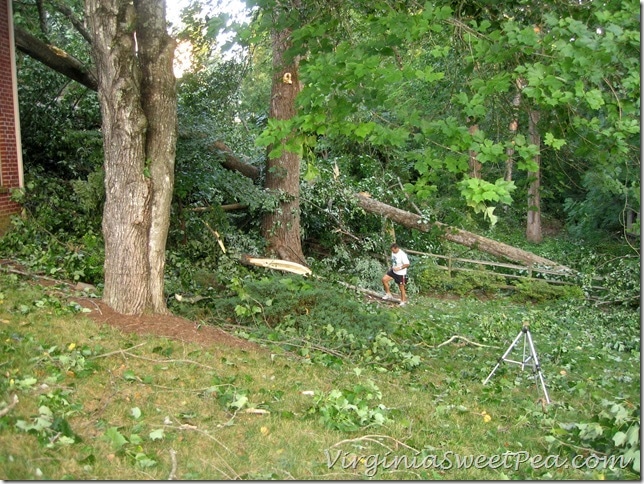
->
xmin=241 ymin=255 xmax=312 ymax=276
xmin=355 ymin=193 xmax=571 ymax=272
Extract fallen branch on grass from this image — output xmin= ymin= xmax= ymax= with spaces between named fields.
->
xmin=168 ymin=449 xmax=178 ymax=480
xmin=0 ymin=394 xmax=19 ymax=418
xmin=330 ymin=434 xmax=420 ymax=454
xmin=89 ymin=342 xmax=147 ymax=359
xmin=433 ymin=335 xmax=498 ymax=349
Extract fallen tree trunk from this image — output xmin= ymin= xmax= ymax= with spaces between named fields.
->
xmin=355 ymin=193 xmax=571 ymax=272
xmin=211 ymin=141 xmax=260 ymax=181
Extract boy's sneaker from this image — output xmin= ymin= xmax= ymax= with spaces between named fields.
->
xmin=382 ymin=294 xmax=393 ymax=300
xmin=399 ymin=301 xmax=407 ymax=306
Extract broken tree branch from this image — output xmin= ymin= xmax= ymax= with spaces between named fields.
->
xmin=355 ymin=193 xmax=571 ymax=272
xmin=211 ymin=141 xmax=260 ymax=181
xmin=0 ymin=394 xmax=19 ymax=418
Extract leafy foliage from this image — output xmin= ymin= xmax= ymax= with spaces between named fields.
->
xmin=308 ymin=379 xmax=390 ymax=431
xmin=546 ymin=399 xmax=640 ymax=475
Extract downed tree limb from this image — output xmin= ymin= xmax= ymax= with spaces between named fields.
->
xmin=189 ymin=203 xmax=249 ymax=212
xmin=355 ymin=193 xmax=572 ymax=272
xmin=338 ymin=281 xmax=398 ymax=301
xmin=241 ymin=255 xmax=312 ymax=276
xmin=211 ymin=141 xmax=260 ymax=181
xmin=212 ymin=144 xmax=572 ymax=273
xmin=203 ymin=221 xmax=227 ymax=253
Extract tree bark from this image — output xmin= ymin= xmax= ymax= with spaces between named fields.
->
xmin=355 ymin=193 xmax=569 ymax=271
xmin=211 ymin=141 xmax=260 ymax=180
xmin=526 ymin=109 xmax=543 ymax=243
xmin=14 ymin=25 xmax=98 ymax=91
xmin=261 ymin=14 xmax=306 ymax=264
xmin=135 ymin=0 xmax=178 ymax=313
xmin=86 ymin=0 xmax=176 ymax=315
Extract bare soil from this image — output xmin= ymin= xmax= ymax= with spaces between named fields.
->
xmin=0 ymin=259 xmax=257 ymax=352
xmin=76 ymin=297 xmax=257 ymax=352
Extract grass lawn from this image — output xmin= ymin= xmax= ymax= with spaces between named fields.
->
xmin=0 ymin=270 xmax=639 ymax=480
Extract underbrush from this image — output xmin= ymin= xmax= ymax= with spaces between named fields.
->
xmin=170 ymin=275 xmax=420 ymax=371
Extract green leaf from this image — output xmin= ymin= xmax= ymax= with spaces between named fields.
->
xmin=148 ymin=428 xmax=165 ymax=441
xmin=484 ymin=206 xmax=498 ymax=226
xmin=135 ymin=453 xmax=157 ymax=469
xmin=123 ymin=370 xmax=137 ymax=382
xmin=354 ymin=122 xmax=375 ymax=139
xmin=229 ymin=394 xmax=249 ymax=410
xmin=130 ymin=407 xmax=142 ymax=419
xmin=625 ymin=424 xmax=640 ymax=446
xmin=303 ymin=162 xmax=320 ymax=183
xmin=129 ymin=434 xmax=143 ymax=445
xmin=585 ymin=89 xmax=605 ymax=109
xmin=544 ymin=132 xmax=567 ymax=150
xmin=104 ymin=427 xmax=128 ymax=449
xmin=612 ymin=431 xmax=627 ymax=447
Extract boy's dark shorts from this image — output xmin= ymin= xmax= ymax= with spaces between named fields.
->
xmin=386 ymin=270 xmax=408 ymax=285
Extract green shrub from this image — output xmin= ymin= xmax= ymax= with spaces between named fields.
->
xmin=510 ymin=279 xmax=585 ymax=304
xmin=415 ymin=262 xmax=506 ymax=296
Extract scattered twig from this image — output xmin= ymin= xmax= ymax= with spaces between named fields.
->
xmin=168 ymin=449 xmax=178 ymax=480
xmin=0 ymin=394 xmax=19 ymax=418
xmin=203 ymin=220 xmax=227 ymax=253
xmin=330 ymin=434 xmax=420 ymax=454
xmin=435 ymin=335 xmax=499 ymax=349
xmin=397 ymin=177 xmax=423 ymax=216
xmin=89 ymin=342 xmax=147 ymax=359
xmin=119 ymin=352 xmax=220 ymax=371
xmin=0 ymin=264 xmax=63 ymax=285
xmin=159 ymin=419 xmax=240 ymax=479
xmin=82 ymin=298 xmax=103 ymax=315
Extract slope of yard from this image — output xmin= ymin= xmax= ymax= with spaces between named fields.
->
xmin=0 ymin=270 xmax=639 ymax=480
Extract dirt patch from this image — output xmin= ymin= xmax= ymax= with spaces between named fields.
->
xmin=0 ymin=259 xmax=258 ymax=352
xmin=74 ymin=297 xmax=258 ymax=351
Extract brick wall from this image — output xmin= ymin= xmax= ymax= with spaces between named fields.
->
xmin=0 ymin=0 xmax=23 ymax=231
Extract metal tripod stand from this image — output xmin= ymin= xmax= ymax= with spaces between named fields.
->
xmin=483 ymin=323 xmax=550 ymax=404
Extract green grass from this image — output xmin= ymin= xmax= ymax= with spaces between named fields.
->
xmin=0 ymin=271 xmax=639 ymax=480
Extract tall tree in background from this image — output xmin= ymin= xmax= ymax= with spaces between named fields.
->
xmin=526 ymin=109 xmax=542 ymax=243
xmin=259 ymin=0 xmax=305 ymax=263
xmin=85 ymin=0 xmax=177 ymax=314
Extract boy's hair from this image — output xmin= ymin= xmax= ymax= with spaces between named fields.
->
xmin=390 ymin=243 xmax=399 ymax=250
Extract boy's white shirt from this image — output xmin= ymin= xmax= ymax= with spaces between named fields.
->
xmin=391 ymin=250 xmax=410 ymax=275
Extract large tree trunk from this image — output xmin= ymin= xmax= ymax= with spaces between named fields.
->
xmin=261 ymin=15 xmax=306 ymax=264
xmin=356 ymin=193 xmax=569 ymax=271
xmin=526 ymin=109 xmax=543 ymax=243
xmin=136 ymin=0 xmax=177 ymax=313
xmin=86 ymin=0 xmax=176 ymax=315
